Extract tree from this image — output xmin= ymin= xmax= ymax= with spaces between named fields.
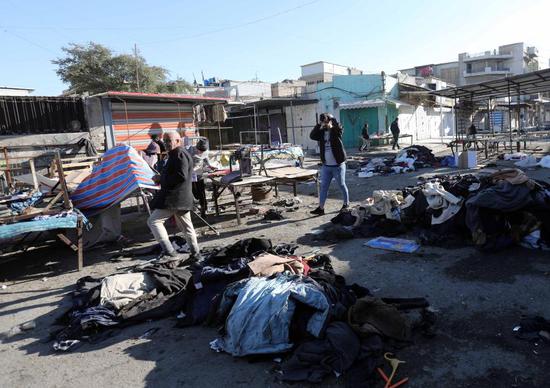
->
xmin=52 ymin=42 xmax=193 ymax=95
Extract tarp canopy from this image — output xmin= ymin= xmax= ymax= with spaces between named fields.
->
xmin=71 ymin=145 xmax=158 ymax=215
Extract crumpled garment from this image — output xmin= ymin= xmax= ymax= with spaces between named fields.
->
xmin=247 ymin=253 xmax=304 ymax=276
xmin=515 ymin=155 xmax=538 ymax=168
xmin=212 ymin=274 xmax=329 ymax=356
xmin=538 ymin=155 xmax=550 ymax=168
xmin=422 ymin=182 xmax=461 ymax=206
xmin=100 ymin=273 xmax=155 ymax=310
xmin=362 ymin=190 xmax=404 ymax=221
xmin=9 ymin=191 xmax=43 ymax=214
xmin=348 ymin=296 xmax=410 ymax=341
xmin=422 ymin=182 xmax=462 ymax=225
xmin=280 ymin=322 xmax=361 ymax=383
xmin=489 ymin=168 xmax=534 ymax=189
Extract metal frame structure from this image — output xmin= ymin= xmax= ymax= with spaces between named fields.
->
xmin=430 ymin=68 xmax=550 ymax=152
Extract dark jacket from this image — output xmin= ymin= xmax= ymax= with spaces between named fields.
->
xmin=150 ymin=146 xmax=194 ymax=211
xmin=310 ymin=122 xmax=347 ymax=165
xmin=390 ymin=120 xmax=400 ymax=135
xmin=362 ymin=126 xmax=369 ymax=139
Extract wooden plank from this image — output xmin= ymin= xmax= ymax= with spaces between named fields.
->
xmin=77 ymin=216 xmax=84 ymax=271
xmin=28 ymin=159 xmax=39 ymax=191
xmin=55 ymin=153 xmax=72 ymax=210
xmin=0 ymin=209 xmax=59 ymax=224
xmin=57 ymin=232 xmax=78 ymax=251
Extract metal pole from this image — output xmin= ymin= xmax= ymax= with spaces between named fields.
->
xmin=134 ymin=43 xmax=140 ymax=92
xmin=290 ymin=100 xmax=296 ymax=145
xmin=508 ymin=81 xmax=514 ymax=154
xmin=253 ymin=104 xmax=258 ymax=144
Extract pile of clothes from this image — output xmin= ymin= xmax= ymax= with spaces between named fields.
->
xmin=356 ymin=145 xmax=438 ymax=178
xmin=332 ymin=169 xmax=550 ymax=251
xmin=52 ymin=238 xmax=434 ymax=385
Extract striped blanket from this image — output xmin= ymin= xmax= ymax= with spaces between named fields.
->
xmin=71 ymin=145 xmax=158 ymax=215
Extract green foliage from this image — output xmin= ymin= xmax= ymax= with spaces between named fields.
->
xmin=52 ymin=42 xmax=192 ymax=95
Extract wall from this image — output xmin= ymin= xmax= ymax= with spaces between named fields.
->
xmin=301 ymin=62 xmax=325 ymax=77
xmin=84 ymin=97 xmax=107 ymax=151
xmin=0 ymin=88 xmax=33 ymax=96
xmin=284 ymin=103 xmax=317 ymax=150
xmin=397 ymin=105 xmax=454 ymax=141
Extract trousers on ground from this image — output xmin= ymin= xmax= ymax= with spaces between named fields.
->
xmin=319 ymin=164 xmax=349 ymax=208
xmin=147 ymin=209 xmax=200 ymax=256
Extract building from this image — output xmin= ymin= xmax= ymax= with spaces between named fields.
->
xmin=202 ymin=79 xmax=272 ymax=102
xmin=0 ymin=86 xmax=34 ymax=96
xmin=401 ymin=42 xmax=540 ymax=87
xmin=399 ymin=62 xmax=460 ymax=86
xmin=459 ymin=42 xmax=539 ymax=85
xmin=300 ymin=61 xmax=363 ymax=94
xmin=271 ymin=79 xmax=306 ymax=98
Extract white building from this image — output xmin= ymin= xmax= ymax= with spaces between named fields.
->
xmin=204 ymin=80 xmax=272 ymax=102
xmin=459 ymin=42 xmax=539 ymax=85
xmin=0 ymin=86 xmax=34 ymax=96
xmin=300 ymin=61 xmax=363 ymax=94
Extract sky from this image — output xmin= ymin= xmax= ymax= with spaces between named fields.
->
xmin=1 ymin=0 xmax=549 ymax=95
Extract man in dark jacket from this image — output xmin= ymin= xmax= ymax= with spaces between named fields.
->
xmin=309 ymin=113 xmax=349 ymax=216
xmin=359 ymin=122 xmax=370 ymax=152
xmin=147 ymin=131 xmax=200 ymax=260
xmin=390 ymin=118 xmax=400 ymax=150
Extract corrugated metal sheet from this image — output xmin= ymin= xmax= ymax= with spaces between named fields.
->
xmin=109 ymin=101 xmax=196 ymax=150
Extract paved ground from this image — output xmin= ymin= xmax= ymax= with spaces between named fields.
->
xmin=1 ymin=142 xmax=549 ymax=387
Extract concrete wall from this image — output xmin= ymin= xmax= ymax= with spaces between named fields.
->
xmin=84 ymin=97 xmax=107 ymax=151
xmin=398 ymin=106 xmax=454 ymax=141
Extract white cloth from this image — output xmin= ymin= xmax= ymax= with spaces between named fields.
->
xmin=100 ymin=273 xmax=155 ymax=310
xmin=323 ymin=127 xmax=338 ymax=166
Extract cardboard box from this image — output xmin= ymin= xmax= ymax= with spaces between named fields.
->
xmin=458 ymin=150 xmax=477 ymax=169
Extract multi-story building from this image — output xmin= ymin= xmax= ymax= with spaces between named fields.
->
xmin=299 ymin=61 xmax=363 ymax=93
xmin=400 ymin=42 xmax=541 ymax=86
xmin=458 ymin=42 xmax=539 ymax=85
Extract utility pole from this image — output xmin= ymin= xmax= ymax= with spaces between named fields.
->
xmin=134 ymin=43 xmax=141 ymax=92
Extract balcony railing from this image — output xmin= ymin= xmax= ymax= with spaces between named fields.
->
xmin=464 ymin=67 xmax=511 ymax=76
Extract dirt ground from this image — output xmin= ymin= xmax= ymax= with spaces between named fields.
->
xmin=1 ymin=142 xmax=550 ymax=388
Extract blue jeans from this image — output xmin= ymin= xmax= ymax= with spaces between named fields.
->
xmin=319 ymin=164 xmax=349 ymax=208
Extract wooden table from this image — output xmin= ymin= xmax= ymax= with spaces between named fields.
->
xmin=264 ymin=166 xmax=319 ymax=197
xmin=209 ymin=175 xmax=276 ymax=225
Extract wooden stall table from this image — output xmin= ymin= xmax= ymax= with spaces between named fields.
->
xmin=264 ymin=166 xmax=319 ymax=197
xmin=209 ymin=174 xmax=276 ymax=225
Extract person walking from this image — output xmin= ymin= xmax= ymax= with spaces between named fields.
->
xmin=188 ymin=138 xmax=213 ymax=218
xmin=309 ymin=113 xmax=349 ymax=216
xmin=390 ymin=117 xmax=400 ymax=150
xmin=359 ymin=122 xmax=370 ymax=152
xmin=147 ymin=131 xmax=201 ymax=261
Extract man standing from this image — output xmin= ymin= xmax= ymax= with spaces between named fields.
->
xmin=309 ymin=113 xmax=349 ymax=216
xmin=390 ymin=117 xmax=400 ymax=150
xmin=359 ymin=122 xmax=370 ymax=152
xmin=188 ymin=138 xmax=213 ymax=218
xmin=147 ymin=131 xmax=201 ymax=261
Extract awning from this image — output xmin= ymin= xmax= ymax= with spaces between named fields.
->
xmin=339 ymin=98 xmax=411 ymax=110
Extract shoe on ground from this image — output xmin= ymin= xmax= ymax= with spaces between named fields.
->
xmin=155 ymin=251 xmax=184 ymax=263
xmin=340 ymin=204 xmax=349 ymax=212
xmin=310 ymin=207 xmax=325 ymax=216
